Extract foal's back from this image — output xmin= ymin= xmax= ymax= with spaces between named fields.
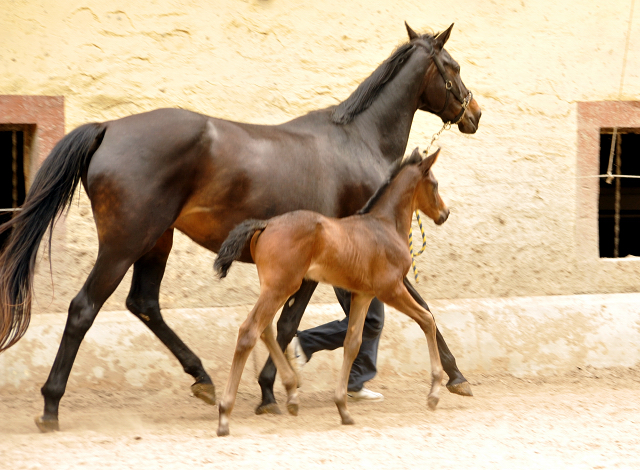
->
xmin=251 ymin=210 xmax=411 ymax=296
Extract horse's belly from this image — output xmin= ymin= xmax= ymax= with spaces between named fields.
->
xmin=304 ymin=261 xmax=330 ymax=284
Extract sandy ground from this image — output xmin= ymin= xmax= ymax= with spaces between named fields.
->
xmin=1 ymin=368 xmax=639 ymax=470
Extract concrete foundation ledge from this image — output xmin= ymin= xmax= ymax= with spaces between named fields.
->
xmin=1 ymin=293 xmax=639 ymax=394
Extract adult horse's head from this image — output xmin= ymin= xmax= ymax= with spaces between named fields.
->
xmin=406 ymin=22 xmax=482 ymax=134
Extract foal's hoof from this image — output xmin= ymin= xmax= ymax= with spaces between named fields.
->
xmin=287 ymin=402 xmax=299 ymax=416
xmin=217 ymin=425 xmax=230 ymax=437
xmin=427 ymin=396 xmax=439 ymax=411
xmin=341 ymin=415 xmax=356 ymax=425
xmin=446 ymin=380 xmax=473 ymax=397
xmin=191 ymin=383 xmax=217 ymax=406
xmin=255 ymin=402 xmax=282 ymax=415
xmin=35 ymin=416 xmax=59 ymax=433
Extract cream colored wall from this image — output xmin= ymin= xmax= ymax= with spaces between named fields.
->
xmin=1 ymin=0 xmax=639 ymax=315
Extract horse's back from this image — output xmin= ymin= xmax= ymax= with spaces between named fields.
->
xmin=84 ymin=108 xmax=212 ymax=241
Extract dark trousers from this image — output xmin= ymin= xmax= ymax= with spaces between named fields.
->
xmin=297 ymin=287 xmax=384 ymax=392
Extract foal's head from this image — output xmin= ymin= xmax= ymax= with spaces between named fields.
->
xmin=413 ymin=148 xmax=449 ymax=225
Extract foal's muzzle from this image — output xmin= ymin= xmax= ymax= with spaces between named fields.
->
xmin=436 ymin=208 xmax=450 ymax=225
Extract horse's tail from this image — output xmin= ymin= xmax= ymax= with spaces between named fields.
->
xmin=0 ymin=122 xmax=106 ymax=352
xmin=214 ymin=219 xmax=268 ymax=278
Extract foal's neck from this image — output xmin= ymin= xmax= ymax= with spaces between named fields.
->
xmin=355 ymin=49 xmax=432 ymax=163
xmin=368 ymin=167 xmax=421 ymax=237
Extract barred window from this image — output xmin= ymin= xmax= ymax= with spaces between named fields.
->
xmin=599 ymin=129 xmax=640 ymax=258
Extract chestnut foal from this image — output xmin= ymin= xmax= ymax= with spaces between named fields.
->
xmin=214 ymin=147 xmax=448 ymax=436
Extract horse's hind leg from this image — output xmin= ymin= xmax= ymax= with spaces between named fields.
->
xmin=36 ymin=246 xmax=142 ymax=432
xmin=256 ymin=279 xmax=318 ymax=415
xmin=403 ymin=278 xmax=472 ymax=397
xmin=126 ymin=229 xmax=215 ymax=405
xmin=334 ymin=293 xmax=373 ymax=426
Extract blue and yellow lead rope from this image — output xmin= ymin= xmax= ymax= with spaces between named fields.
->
xmin=408 ymin=210 xmax=427 ymax=282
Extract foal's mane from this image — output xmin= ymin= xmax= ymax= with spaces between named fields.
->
xmin=357 ymin=150 xmax=423 ymax=215
xmin=331 ymin=33 xmax=436 ymax=125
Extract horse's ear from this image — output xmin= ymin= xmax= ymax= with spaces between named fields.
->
xmin=405 ymin=21 xmax=420 ymax=41
xmin=408 ymin=146 xmax=422 ymax=163
xmin=435 ymin=23 xmax=454 ymax=49
xmin=420 ymin=147 xmax=441 ymax=172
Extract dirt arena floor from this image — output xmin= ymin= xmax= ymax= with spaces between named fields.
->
xmin=2 ymin=367 xmax=639 ymax=470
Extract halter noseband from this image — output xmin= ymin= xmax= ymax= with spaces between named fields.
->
xmin=414 ymin=41 xmax=472 ymax=125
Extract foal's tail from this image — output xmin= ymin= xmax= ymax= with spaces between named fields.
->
xmin=0 ymin=123 xmax=106 ymax=352
xmin=214 ymin=219 xmax=268 ymax=278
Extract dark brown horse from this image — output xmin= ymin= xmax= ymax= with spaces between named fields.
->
xmin=214 ymin=147 xmax=448 ymax=436
xmin=0 ymin=23 xmax=481 ymax=431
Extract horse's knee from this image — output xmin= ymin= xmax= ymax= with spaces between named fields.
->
xmin=344 ymin=334 xmax=363 ymax=356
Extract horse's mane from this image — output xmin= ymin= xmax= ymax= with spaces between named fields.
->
xmin=357 ymin=149 xmax=423 ymax=215
xmin=331 ymin=33 xmax=436 ymax=125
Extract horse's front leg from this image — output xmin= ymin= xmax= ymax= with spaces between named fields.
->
xmin=334 ymin=293 xmax=373 ymax=425
xmin=256 ymin=279 xmax=318 ymax=415
xmin=403 ymin=278 xmax=472 ymax=397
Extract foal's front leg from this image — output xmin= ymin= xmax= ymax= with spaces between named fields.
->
xmin=403 ymin=278 xmax=472 ymax=396
xmin=381 ymin=284 xmax=443 ymax=410
xmin=335 ymin=293 xmax=373 ymax=425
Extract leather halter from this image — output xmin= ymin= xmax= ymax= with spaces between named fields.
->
xmin=414 ymin=41 xmax=472 ymax=125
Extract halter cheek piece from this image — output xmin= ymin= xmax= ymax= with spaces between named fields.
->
xmin=414 ymin=41 xmax=473 ymax=125
xmin=431 ymin=53 xmax=473 ymax=125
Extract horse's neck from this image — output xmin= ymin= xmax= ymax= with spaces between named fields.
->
xmin=354 ymin=49 xmax=431 ymax=163
xmin=368 ymin=168 xmax=419 ymax=236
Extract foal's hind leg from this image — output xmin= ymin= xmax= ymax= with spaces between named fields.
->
xmin=126 ymin=229 xmax=215 ymax=405
xmin=36 ymin=246 xmax=142 ymax=432
xmin=218 ymin=292 xmax=291 ymax=436
xmin=334 ymin=293 xmax=373 ymax=426
xmin=259 ymin=323 xmax=299 ymax=416
xmin=403 ymin=278 xmax=472 ymax=397
xmin=380 ymin=283 xmax=444 ymax=411
xmin=256 ymin=279 xmax=318 ymax=415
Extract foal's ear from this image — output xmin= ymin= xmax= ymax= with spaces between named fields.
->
xmin=435 ymin=23 xmax=454 ymax=49
xmin=405 ymin=21 xmax=420 ymax=41
xmin=420 ymin=147 xmax=441 ymax=173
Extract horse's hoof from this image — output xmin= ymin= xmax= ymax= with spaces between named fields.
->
xmin=255 ymin=402 xmax=282 ymax=415
xmin=191 ymin=382 xmax=216 ymax=406
xmin=446 ymin=380 xmax=473 ymax=397
xmin=35 ymin=416 xmax=59 ymax=433
xmin=427 ymin=396 xmax=439 ymax=411
xmin=216 ymin=425 xmax=230 ymax=437
xmin=341 ymin=415 xmax=356 ymax=425
xmin=287 ymin=402 xmax=299 ymax=416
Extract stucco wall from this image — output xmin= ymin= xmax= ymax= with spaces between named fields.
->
xmin=1 ymin=0 xmax=640 ymax=316
xmin=3 ymin=293 xmax=639 ymax=393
